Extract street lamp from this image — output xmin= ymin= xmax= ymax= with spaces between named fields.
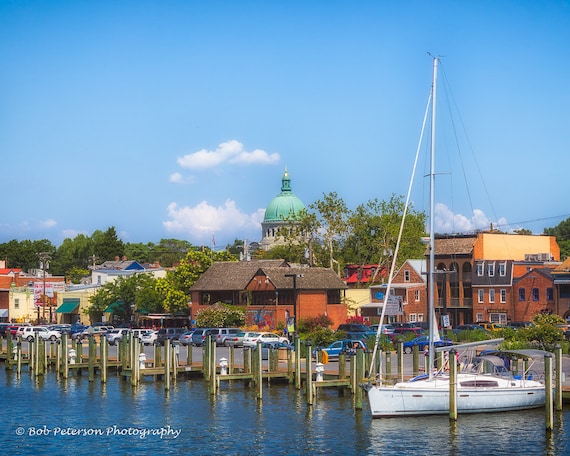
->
xmin=285 ymin=273 xmax=304 ymax=334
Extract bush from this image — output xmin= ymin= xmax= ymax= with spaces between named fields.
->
xmin=297 ymin=314 xmax=333 ymax=333
xmin=195 ymin=302 xmax=245 ymax=328
xmin=303 ymin=327 xmax=337 ymax=348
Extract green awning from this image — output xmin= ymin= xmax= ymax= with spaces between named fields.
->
xmin=56 ymin=299 xmax=80 ymax=313
xmin=104 ymin=301 xmax=124 ymax=313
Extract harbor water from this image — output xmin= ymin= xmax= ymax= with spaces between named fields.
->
xmin=1 ymin=367 xmax=568 ymax=456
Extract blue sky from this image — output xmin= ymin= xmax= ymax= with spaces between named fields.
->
xmin=1 ymin=0 xmax=569 ymax=248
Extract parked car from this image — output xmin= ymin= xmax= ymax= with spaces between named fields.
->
xmin=76 ymin=325 xmax=113 ymax=340
xmin=48 ymin=324 xmax=71 ymax=335
xmin=243 ymin=332 xmax=288 ymax=348
xmin=389 ymin=327 xmax=426 ymax=342
xmin=105 ymin=328 xmax=131 ymax=345
xmin=336 ymin=324 xmax=376 ymax=340
xmin=205 ymin=328 xmax=241 ymax=346
xmin=140 ymin=330 xmax=157 ymax=346
xmin=131 ymin=329 xmax=148 ymax=339
xmin=156 ymin=327 xmax=187 ymax=345
xmin=191 ymin=328 xmax=212 ymax=346
xmin=225 ymin=331 xmax=256 ymax=347
xmin=369 ymin=324 xmax=395 ymax=335
xmin=8 ymin=325 xmax=23 ymax=338
xmin=179 ymin=331 xmax=195 ymax=346
xmin=452 ymin=324 xmax=489 ymax=334
xmin=402 ymin=336 xmax=453 ymax=354
xmin=507 ymin=322 xmax=533 ymax=330
xmin=392 ymin=322 xmax=419 ymax=329
xmin=479 ymin=322 xmax=504 ymax=332
xmin=16 ymin=325 xmax=62 ymax=342
xmin=316 ymin=339 xmax=367 ymax=360
xmin=0 ymin=323 xmax=12 ymax=336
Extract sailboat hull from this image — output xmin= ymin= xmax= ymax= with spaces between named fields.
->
xmin=366 ymin=374 xmax=546 ymax=417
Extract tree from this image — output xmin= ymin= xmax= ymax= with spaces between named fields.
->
xmin=0 ymin=239 xmax=56 ymax=273
xmin=343 ymin=195 xmax=427 ymax=275
xmin=310 ymin=192 xmax=349 ymax=272
xmin=52 ymin=234 xmax=94 ymax=275
xmin=167 ymin=248 xmax=237 ymax=296
xmin=92 ymin=226 xmax=124 ymax=262
xmin=544 ymin=217 xmax=570 ymax=260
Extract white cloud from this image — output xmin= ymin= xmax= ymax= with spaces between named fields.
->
xmin=163 ymin=200 xmax=263 ymax=243
xmin=177 ymin=140 xmax=280 ymax=170
xmin=169 ymin=172 xmax=195 ymax=184
xmin=434 ymin=203 xmax=510 ymax=234
xmin=40 ymin=219 xmax=57 ymax=229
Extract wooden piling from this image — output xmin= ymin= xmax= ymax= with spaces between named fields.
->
xmin=294 ymin=336 xmax=301 ymax=390
xmin=16 ymin=340 xmax=22 ymax=377
xmin=449 ymin=348 xmax=457 ymax=421
xmin=385 ymin=350 xmax=392 ymax=382
xmin=305 ymin=342 xmax=313 ymax=405
xmin=164 ymin=340 xmax=171 ymax=391
xmin=88 ymin=337 xmax=95 ymax=382
xmin=355 ymin=349 xmax=363 ymax=410
xmin=338 ymin=353 xmax=347 ymax=380
xmin=255 ymin=341 xmax=262 ymax=400
xmin=555 ymin=344 xmax=563 ymax=411
xmin=397 ymin=342 xmax=404 ymax=383
xmin=545 ymin=353 xmax=553 ymax=431
xmin=412 ymin=345 xmax=419 ymax=377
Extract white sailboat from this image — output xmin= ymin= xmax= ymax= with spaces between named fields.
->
xmin=364 ymin=57 xmax=546 ymax=418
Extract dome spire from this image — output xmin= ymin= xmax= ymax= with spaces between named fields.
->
xmin=281 ymin=167 xmax=291 ymax=193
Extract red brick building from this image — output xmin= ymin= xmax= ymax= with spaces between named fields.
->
xmin=189 ymin=260 xmax=348 ymax=329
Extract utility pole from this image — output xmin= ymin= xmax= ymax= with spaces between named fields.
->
xmin=38 ymin=252 xmax=51 ymax=323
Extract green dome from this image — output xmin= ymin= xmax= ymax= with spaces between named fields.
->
xmin=263 ymin=169 xmax=306 ymax=222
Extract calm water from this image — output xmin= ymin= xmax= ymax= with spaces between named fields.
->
xmin=1 ymin=367 xmax=568 ymax=456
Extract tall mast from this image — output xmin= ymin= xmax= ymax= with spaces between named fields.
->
xmin=428 ymin=56 xmax=438 ymax=381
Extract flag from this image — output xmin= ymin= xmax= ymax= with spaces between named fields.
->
xmin=212 ymin=234 xmax=216 ymax=248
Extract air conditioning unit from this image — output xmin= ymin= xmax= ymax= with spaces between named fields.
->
xmin=538 ymin=253 xmax=551 ymax=261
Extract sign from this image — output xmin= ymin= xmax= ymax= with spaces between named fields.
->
xmin=384 ymin=295 xmax=403 ymax=316
xmin=441 ymin=314 xmax=450 ymax=328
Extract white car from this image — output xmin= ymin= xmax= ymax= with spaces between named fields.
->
xmin=140 ymin=330 xmax=157 ymax=346
xmin=243 ymin=332 xmax=288 ymax=348
xmin=105 ymin=328 xmax=130 ymax=345
xmin=16 ymin=326 xmax=61 ymax=342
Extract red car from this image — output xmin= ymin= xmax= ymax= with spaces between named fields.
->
xmin=389 ymin=327 xmax=426 ymax=342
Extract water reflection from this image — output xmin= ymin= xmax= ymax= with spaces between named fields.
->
xmin=1 ymin=366 xmax=568 ymax=456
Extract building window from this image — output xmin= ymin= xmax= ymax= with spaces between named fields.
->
xmin=500 ymin=289 xmax=506 ymax=303
xmin=417 ymin=313 xmax=424 ymax=322
xmin=409 ymin=314 xmax=417 ymax=322
xmin=404 ymin=270 xmax=410 ymax=282
xmin=499 ymin=262 xmax=506 ymax=276
xmin=489 ymin=289 xmax=495 ymax=303
xmin=476 ymin=313 xmax=484 ymax=322
xmin=547 ymin=288 xmax=553 ymax=301
xmin=487 ymin=262 xmax=495 ymax=277
xmin=478 ymin=289 xmax=484 ymax=303
xmin=518 ymin=288 xmax=525 ymax=301
xmin=532 ymin=288 xmax=539 ymax=301
xmin=477 ymin=263 xmax=484 ymax=276
xmin=414 ymin=290 xmax=420 ymax=301
xmin=14 ymin=298 xmax=19 ymax=309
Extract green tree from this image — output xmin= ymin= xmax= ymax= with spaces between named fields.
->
xmin=523 ymin=313 xmax=566 ymax=350
xmin=544 ymin=217 xmax=570 ymax=260
xmin=0 ymin=239 xmax=56 ymax=272
xmin=168 ymin=248 xmax=237 ymax=296
xmin=344 ymin=195 xmax=427 ymax=276
xmin=52 ymin=234 xmax=94 ymax=275
xmin=310 ymin=192 xmax=349 ymax=272
xmin=92 ymin=226 xmax=124 ymax=261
